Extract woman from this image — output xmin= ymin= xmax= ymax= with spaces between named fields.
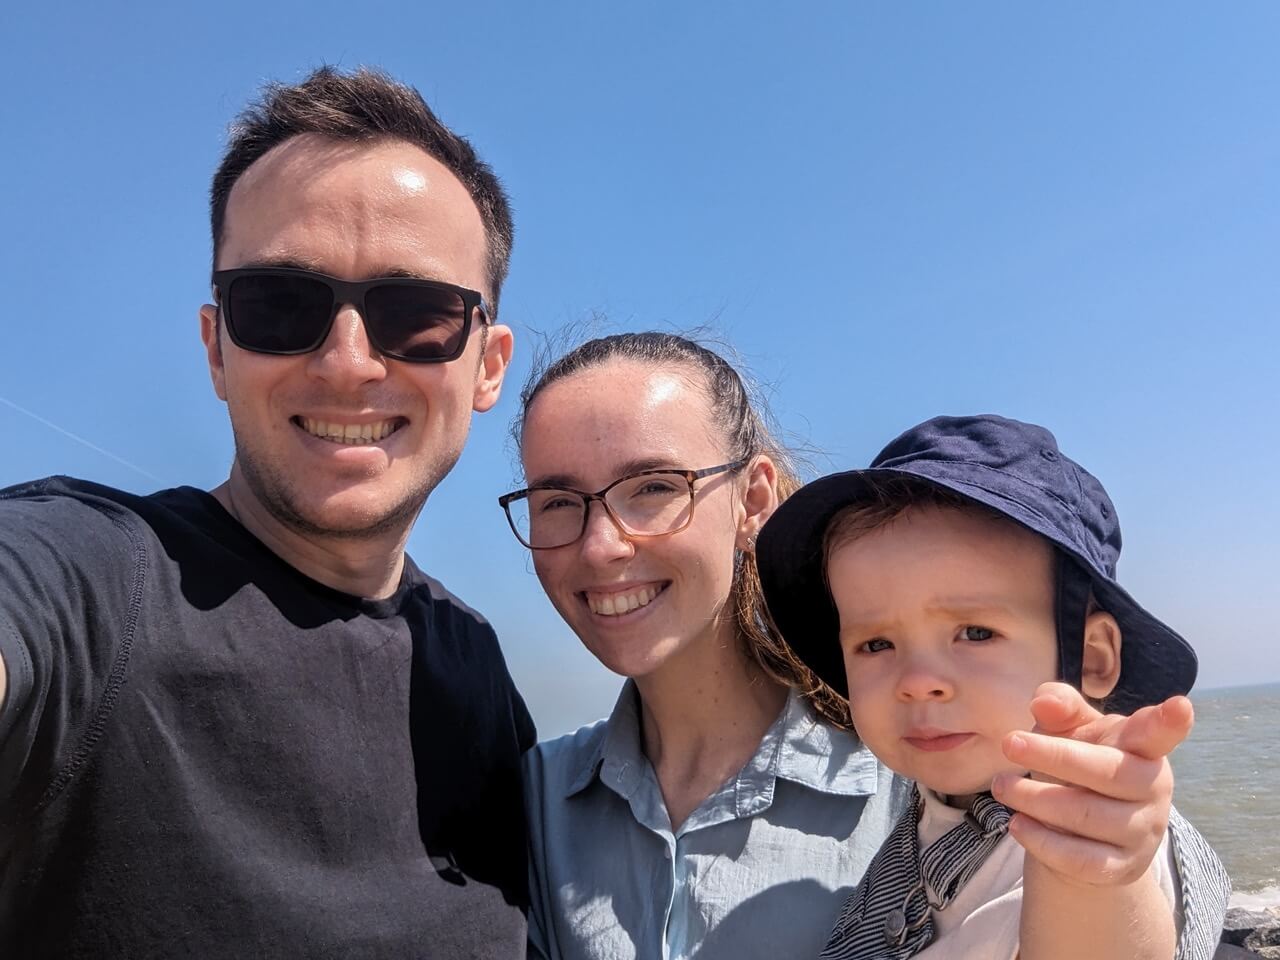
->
xmin=500 ymin=332 xmax=1224 ymax=960
xmin=501 ymin=332 xmax=908 ymax=959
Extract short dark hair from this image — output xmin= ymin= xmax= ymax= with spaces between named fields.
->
xmin=210 ymin=66 xmax=514 ymax=316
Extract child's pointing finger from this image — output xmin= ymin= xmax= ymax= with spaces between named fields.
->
xmin=1104 ymin=697 xmax=1194 ymax=761
xmin=1027 ymin=682 xmax=1103 ymax=737
xmin=1001 ymin=730 xmax=1168 ymax=802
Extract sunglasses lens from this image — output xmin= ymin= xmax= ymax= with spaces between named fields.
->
xmin=365 ymin=283 xmax=471 ymax=361
xmin=225 ymin=274 xmax=334 ymax=353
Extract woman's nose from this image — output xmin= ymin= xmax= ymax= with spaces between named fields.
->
xmin=577 ymin=500 xmax=636 ymax=563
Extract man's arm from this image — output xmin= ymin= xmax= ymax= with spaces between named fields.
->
xmin=993 ymin=685 xmax=1193 ymax=960
xmin=0 ymin=486 xmax=143 ymax=802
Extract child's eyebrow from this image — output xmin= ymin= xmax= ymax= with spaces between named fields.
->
xmin=921 ymin=597 xmax=1023 ymax=619
xmin=835 ymin=598 xmax=1030 ymax=634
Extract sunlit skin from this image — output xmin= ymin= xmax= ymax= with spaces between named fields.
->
xmin=519 ymin=359 xmax=783 ymax=828
xmin=828 ymin=503 xmax=1193 ymax=960
xmin=522 ymin=361 xmax=761 ymax=685
xmin=198 ymin=135 xmax=512 ymax=598
xmin=830 ymin=505 xmax=1061 ymax=803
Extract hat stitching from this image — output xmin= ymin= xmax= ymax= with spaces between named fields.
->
xmin=945 ymin=475 xmax=1109 ymax=572
xmin=892 ymin=458 xmax=1079 ymax=516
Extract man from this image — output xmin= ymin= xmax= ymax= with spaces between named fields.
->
xmin=0 ymin=67 xmax=534 ymax=957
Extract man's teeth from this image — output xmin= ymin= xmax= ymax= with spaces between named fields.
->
xmin=299 ymin=417 xmax=400 ymax=445
xmin=587 ymin=585 xmax=660 ymax=617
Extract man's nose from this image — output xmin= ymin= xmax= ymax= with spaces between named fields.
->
xmin=306 ymin=303 xmax=388 ymax=386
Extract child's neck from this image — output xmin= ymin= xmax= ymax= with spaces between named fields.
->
xmin=932 ymin=789 xmax=986 ymax=810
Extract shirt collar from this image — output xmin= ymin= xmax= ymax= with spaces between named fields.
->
xmin=563 ymin=681 xmax=879 ymax=810
xmin=563 ymin=681 xmax=643 ymax=798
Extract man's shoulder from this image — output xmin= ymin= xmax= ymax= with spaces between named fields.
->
xmin=2 ymin=474 xmax=130 ymax=514
xmin=0 ymin=476 xmax=213 ymax=560
xmin=402 ymin=559 xmax=536 ymax=746
xmin=0 ymin=476 xmax=147 ymax=559
xmin=407 ymin=565 xmax=495 ymax=628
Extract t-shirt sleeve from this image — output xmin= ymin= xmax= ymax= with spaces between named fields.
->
xmin=0 ymin=485 xmax=143 ymax=811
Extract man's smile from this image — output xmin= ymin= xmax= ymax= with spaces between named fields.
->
xmin=292 ymin=416 xmax=408 ymax=446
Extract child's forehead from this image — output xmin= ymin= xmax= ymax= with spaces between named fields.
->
xmin=826 ymin=505 xmax=1056 ymax=615
xmin=836 ymin=502 xmax=1051 ymax=557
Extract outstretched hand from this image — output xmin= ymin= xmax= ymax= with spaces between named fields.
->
xmin=990 ymin=681 xmax=1194 ymax=887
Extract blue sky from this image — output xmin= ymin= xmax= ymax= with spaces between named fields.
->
xmin=2 ymin=3 xmax=1276 ymax=735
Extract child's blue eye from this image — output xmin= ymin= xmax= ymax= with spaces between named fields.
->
xmin=860 ymin=638 xmax=894 ymax=653
xmin=961 ymin=626 xmax=994 ymax=642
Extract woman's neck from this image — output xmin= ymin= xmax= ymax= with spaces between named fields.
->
xmin=634 ymin=627 xmax=788 ymax=832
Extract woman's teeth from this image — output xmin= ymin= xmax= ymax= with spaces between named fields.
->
xmin=587 ymin=585 xmax=661 ymax=617
xmin=299 ymin=417 xmax=401 ymax=445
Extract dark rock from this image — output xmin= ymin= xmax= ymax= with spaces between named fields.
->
xmin=1215 ymin=943 xmax=1257 ymax=959
xmin=1224 ymin=907 xmax=1280 ymax=950
xmin=1245 ymin=921 xmax=1280 ymax=957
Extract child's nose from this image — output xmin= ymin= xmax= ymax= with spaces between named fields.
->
xmin=895 ymin=658 xmax=955 ymax=702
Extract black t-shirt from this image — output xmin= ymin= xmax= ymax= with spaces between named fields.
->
xmin=0 ymin=477 xmax=536 ymax=959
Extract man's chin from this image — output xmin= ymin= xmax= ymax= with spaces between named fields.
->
xmin=237 ymin=462 xmax=424 ymax=542
xmin=273 ymin=491 xmax=423 ymax=541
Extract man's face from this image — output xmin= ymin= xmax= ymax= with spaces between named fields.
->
xmin=200 ymin=135 xmax=511 ymax=540
xmin=828 ymin=505 xmax=1058 ymax=802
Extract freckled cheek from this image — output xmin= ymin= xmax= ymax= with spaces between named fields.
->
xmin=531 ymin=555 xmax=571 ymax=601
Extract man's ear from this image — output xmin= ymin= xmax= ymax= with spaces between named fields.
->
xmin=736 ymin=454 xmax=779 ymax=551
xmin=200 ymin=304 xmax=228 ymax=402
xmin=1081 ymin=610 xmax=1122 ymax=700
xmin=473 ymin=323 xmax=513 ymax=413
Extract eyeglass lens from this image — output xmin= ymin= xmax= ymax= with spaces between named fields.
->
xmin=224 ymin=272 xmax=471 ymax=361
xmin=508 ymin=472 xmax=694 ymax=548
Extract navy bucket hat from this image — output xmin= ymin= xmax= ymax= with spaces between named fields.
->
xmin=756 ymin=414 xmax=1198 ymax=715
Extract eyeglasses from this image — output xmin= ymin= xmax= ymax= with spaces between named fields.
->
xmin=498 ymin=460 xmax=747 ymax=550
xmin=212 ymin=267 xmax=490 ymax=363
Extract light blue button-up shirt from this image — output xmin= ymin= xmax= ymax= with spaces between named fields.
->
xmin=525 ymin=682 xmax=912 ymax=960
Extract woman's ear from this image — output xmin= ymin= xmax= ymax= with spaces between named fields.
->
xmin=736 ymin=455 xmax=779 ymax=551
xmin=1081 ymin=610 xmax=1122 ymax=700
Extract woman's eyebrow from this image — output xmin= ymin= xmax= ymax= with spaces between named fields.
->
xmin=525 ymin=457 xmax=681 ymax=490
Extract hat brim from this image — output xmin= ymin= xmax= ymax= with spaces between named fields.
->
xmin=756 ymin=467 xmax=1197 ymax=714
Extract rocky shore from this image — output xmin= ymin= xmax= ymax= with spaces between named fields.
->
xmin=1220 ymin=906 xmax=1280 ymax=958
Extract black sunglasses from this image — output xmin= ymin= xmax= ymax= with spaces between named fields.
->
xmin=212 ymin=267 xmax=490 ymax=363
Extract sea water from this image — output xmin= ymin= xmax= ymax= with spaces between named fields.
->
xmin=1175 ymin=682 xmax=1279 ymax=904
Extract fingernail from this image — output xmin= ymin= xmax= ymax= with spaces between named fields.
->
xmin=1006 ymin=733 xmax=1026 ymax=754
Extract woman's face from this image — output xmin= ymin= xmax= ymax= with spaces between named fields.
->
xmin=520 ymin=359 xmax=771 ymax=682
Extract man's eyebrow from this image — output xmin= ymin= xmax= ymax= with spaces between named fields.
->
xmin=237 ymin=256 xmax=327 ymax=272
xmin=232 ymin=258 xmax=443 ymax=281
xmin=525 ymin=457 xmax=684 ymax=491
xmin=372 ymin=266 xmax=441 ymax=280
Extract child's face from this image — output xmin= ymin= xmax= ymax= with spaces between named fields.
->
xmin=828 ymin=505 xmax=1058 ymax=801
